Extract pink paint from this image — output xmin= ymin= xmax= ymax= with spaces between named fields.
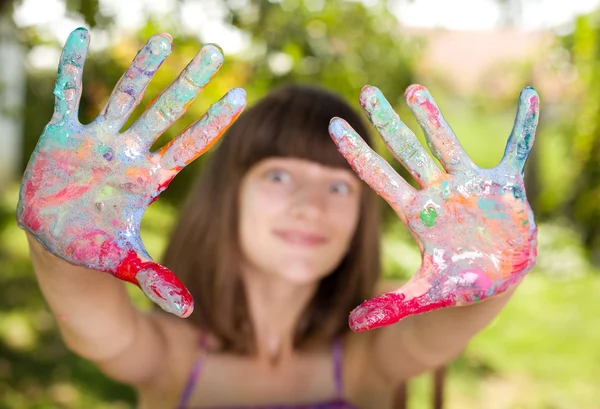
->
xmin=405 ymin=84 xmax=441 ymax=128
xmin=349 ymin=292 xmax=456 ymax=332
xmin=42 ymin=184 xmax=92 ymax=205
xmin=462 ymin=268 xmax=493 ymax=291
xmin=528 ymin=95 xmax=539 ymax=114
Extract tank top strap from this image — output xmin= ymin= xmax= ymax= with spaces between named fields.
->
xmin=332 ymin=337 xmax=344 ymax=399
xmin=176 ymin=332 xmax=208 ymax=409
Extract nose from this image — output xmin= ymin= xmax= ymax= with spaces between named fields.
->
xmin=289 ymin=184 xmax=326 ymax=221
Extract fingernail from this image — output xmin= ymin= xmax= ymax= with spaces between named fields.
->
xmin=136 ymin=268 xmax=193 ymax=318
xmin=227 ymin=88 xmax=247 ymax=107
xmin=328 ymin=117 xmax=346 ymax=140
xmin=405 ymin=84 xmax=426 ymax=102
xmin=359 ymin=85 xmax=380 ymax=110
xmin=150 ymin=34 xmax=173 ymax=56
xmin=349 ymin=292 xmax=406 ymax=332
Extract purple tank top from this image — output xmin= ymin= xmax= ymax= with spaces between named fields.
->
xmin=176 ymin=337 xmax=359 ymax=409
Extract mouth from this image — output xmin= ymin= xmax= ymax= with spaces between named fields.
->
xmin=273 ymin=229 xmax=328 ymax=247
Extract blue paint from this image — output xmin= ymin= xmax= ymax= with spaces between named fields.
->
xmin=477 ymin=198 xmax=506 ymax=219
xmin=440 ymin=179 xmax=450 ymax=197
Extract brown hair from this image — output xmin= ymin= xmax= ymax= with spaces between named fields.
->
xmin=162 ymin=84 xmax=381 ymax=354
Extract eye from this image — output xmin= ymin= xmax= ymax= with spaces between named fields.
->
xmin=266 ymin=169 xmax=291 ymax=184
xmin=330 ymin=181 xmax=351 ymax=196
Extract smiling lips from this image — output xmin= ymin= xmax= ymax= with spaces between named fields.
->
xmin=273 ymin=229 xmax=328 ymax=247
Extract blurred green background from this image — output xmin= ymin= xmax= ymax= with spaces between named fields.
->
xmin=0 ymin=0 xmax=599 ymax=407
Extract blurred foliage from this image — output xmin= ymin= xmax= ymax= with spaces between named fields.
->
xmin=0 ymin=0 xmax=111 ymax=27
xmin=223 ymin=0 xmax=417 ymax=101
xmin=18 ymin=0 xmax=419 ymax=213
xmin=558 ymin=10 xmax=600 ymax=261
xmin=0 ymin=185 xmax=137 ymax=408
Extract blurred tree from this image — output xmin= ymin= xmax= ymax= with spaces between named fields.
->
xmin=0 ymin=0 xmax=112 ymax=27
xmin=560 ymin=10 xmax=600 ymax=262
xmin=223 ymin=0 xmax=416 ymax=102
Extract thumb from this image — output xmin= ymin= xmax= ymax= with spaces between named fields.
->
xmin=348 ymin=266 xmax=496 ymax=332
xmin=116 ymin=251 xmax=194 ymax=318
xmin=349 ymin=275 xmax=453 ymax=332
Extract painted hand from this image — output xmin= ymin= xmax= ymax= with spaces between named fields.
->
xmin=17 ymin=28 xmax=246 ymax=317
xmin=329 ymin=85 xmax=539 ymax=331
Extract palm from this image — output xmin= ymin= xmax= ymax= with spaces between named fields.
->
xmin=17 ymin=28 xmax=246 ymax=317
xmin=329 ymin=84 xmax=539 ymax=331
xmin=22 ymin=121 xmax=164 ymax=268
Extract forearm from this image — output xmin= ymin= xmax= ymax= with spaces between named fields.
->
xmin=27 ymin=233 xmax=140 ymax=361
xmin=401 ymin=284 xmax=517 ymax=367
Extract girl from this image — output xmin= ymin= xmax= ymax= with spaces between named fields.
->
xmin=18 ymin=28 xmax=539 ymax=409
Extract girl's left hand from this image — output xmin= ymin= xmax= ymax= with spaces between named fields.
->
xmin=329 ymin=84 xmax=539 ymax=332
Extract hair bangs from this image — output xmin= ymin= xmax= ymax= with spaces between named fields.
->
xmin=230 ymin=85 xmax=370 ymax=173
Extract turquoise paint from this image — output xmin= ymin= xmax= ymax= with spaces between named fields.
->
xmin=478 ymin=198 xmax=506 ymax=219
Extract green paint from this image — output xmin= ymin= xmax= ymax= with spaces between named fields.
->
xmin=420 ymin=207 xmax=438 ymax=227
xmin=97 ymin=185 xmax=114 ymax=200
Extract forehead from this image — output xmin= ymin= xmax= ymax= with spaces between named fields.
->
xmin=252 ymin=157 xmax=358 ymax=177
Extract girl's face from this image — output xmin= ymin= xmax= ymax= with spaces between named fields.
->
xmin=238 ymin=157 xmax=362 ymax=285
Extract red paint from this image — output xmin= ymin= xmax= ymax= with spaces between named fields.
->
xmin=349 ymin=291 xmax=455 ymax=332
xmin=19 ymin=157 xmax=49 ymax=232
xmin=115 ymin=250 xmax=148 ymax=284
xmin=19 ymin=183 xmax=42 ymax=231
xmin=150 ymin=174 xmax=175 ymax=204
xmin=64 ymin=229 xmax=121 ymax=266
xmin=115 ymin=250 xmax=194 ymax=317
xmin=421 ymin=99 xmax=441 ymax=128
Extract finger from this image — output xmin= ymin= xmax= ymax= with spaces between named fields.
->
xmin=99 ymin=33 xmax=173 ymax=130
xmin=405 ymin=85 xmax=475 ymax=173
xmin=127 ymin=44 xmax=225 ymax=148
xmin=52 ymin=27 xmax=90 ymax=123
xmin=499 ymin=87 xmax=540 ymax=175
xmin=359 ymin=85 xmax=444 ymax=187
xmin=136 ymin=266 xmax=194 ymax=318
xmin=349 ymin=263 xmax=502 ymax=331
xmin=329 ymin=118 xmax=416 ymax=216
xmin=115 ymin=250 xmax=194 ymax=318
xmin=349 ymin=278 xmax=454 ymax=331
xmin=159 ymin=88 xmax=246 ymax=172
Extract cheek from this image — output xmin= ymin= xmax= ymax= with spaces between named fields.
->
xmin=238 ymin=184 xmax=286 ymax=241
xmin=330 ymin=198 xmax=361 ymax=242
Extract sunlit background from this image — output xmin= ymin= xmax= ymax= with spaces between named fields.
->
xmin=1 ymin=0 xmax=599 ymax=408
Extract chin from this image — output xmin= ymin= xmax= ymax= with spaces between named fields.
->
xmin=277 ymin=263 xmax=332 ymax=285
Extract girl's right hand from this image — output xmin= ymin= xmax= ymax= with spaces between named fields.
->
xmin=17 ymin=28 xmax=246 ymax=318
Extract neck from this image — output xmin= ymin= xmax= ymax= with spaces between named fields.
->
xmin=241 ymin=266 xmax=318 ymax=365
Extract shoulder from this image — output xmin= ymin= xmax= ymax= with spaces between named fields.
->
xmin=135 ymin=312 xmax=203 ymax=396
xmin=342 ymin=330 xmax=398 ymax=406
